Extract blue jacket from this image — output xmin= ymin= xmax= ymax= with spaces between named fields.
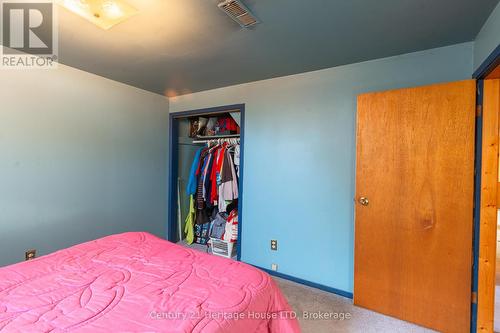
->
xmin=186 ymin=148 xmax=203 ymax=195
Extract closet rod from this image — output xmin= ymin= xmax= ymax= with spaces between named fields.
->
xmin=195 ymin=134 xmax=240 ymax=139
xmin=192 ymin=137 xmax=240 ymax=144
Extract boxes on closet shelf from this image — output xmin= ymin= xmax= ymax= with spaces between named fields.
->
xmin=210 ymin=238 xmax=236 ymax=258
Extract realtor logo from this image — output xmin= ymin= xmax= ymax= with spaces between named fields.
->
xmin=0 ymin=0 xmax=58 ymax=68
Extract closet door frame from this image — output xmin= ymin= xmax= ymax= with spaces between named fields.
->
xmin=473 ymin=43 xmax=500 ymax=333
xmin=167 ymin=104 xmax=246 ymax=261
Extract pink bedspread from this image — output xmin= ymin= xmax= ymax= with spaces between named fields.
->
xmin=0 ymin=232 xmax=300 ymax=332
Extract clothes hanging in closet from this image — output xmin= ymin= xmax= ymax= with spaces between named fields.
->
xmin=184 ymin=140 xmax=240 ymax=245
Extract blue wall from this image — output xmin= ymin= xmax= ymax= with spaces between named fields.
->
xmin=170 ymin=43 xmax=474 ymax=293
xmin=0 ymin=65 xmax=170 ymax=266
xmin=474 ymin=2 xmax=500 ymax=71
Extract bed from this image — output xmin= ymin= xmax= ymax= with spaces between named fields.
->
xmin=0 ymin=232 xmax=300 ymax=332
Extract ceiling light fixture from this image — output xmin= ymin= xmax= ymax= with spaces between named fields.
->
xmin=58 ymin=0 xmax=138 ymax=30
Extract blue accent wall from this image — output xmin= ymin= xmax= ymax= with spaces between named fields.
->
xmin=0 ymin=64 xmax=170 ymax=267
xmin=474 ymin=2 xmax=500 ymax=71
xmin=169 ymin=42 xmax=474 ymax=293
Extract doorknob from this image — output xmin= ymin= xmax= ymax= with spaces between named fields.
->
xmin=359 ymin=197 xmax=369 ymax=206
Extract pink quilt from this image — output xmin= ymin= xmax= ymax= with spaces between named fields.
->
xmin=0 ymin=232 xmax=300 ymax=332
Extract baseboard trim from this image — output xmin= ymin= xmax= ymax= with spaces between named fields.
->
xmin=253 ymin=264 xmax=353 ymax=299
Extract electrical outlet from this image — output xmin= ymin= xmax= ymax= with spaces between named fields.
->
xmin=25 ymin=249 xmax=36 ymax=261
xmin=271 ymin=263 xmax=278 ymax=271
xmin=271 ymin=240 xmax=278 ymax=251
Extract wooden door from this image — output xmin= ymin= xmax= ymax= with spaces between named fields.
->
xmin=354 ymin=80 xmax=476 ymax=333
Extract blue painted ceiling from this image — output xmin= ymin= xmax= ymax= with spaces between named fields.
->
xmin=55 ymin=0 xmax=499 ymax=96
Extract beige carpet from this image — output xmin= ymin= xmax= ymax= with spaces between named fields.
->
xmin=274 ymin=277 xmax=436 ymax=333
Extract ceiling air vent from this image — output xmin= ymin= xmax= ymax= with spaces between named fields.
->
xmin=218 ymin=0 xmax=259 ymax=28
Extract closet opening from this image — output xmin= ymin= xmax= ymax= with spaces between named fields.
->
xmin=168 ymin=104 xmax=245 ymax=261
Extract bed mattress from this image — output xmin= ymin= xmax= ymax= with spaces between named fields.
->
xmin=0 ymin=232 xmax=300 ymax=332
